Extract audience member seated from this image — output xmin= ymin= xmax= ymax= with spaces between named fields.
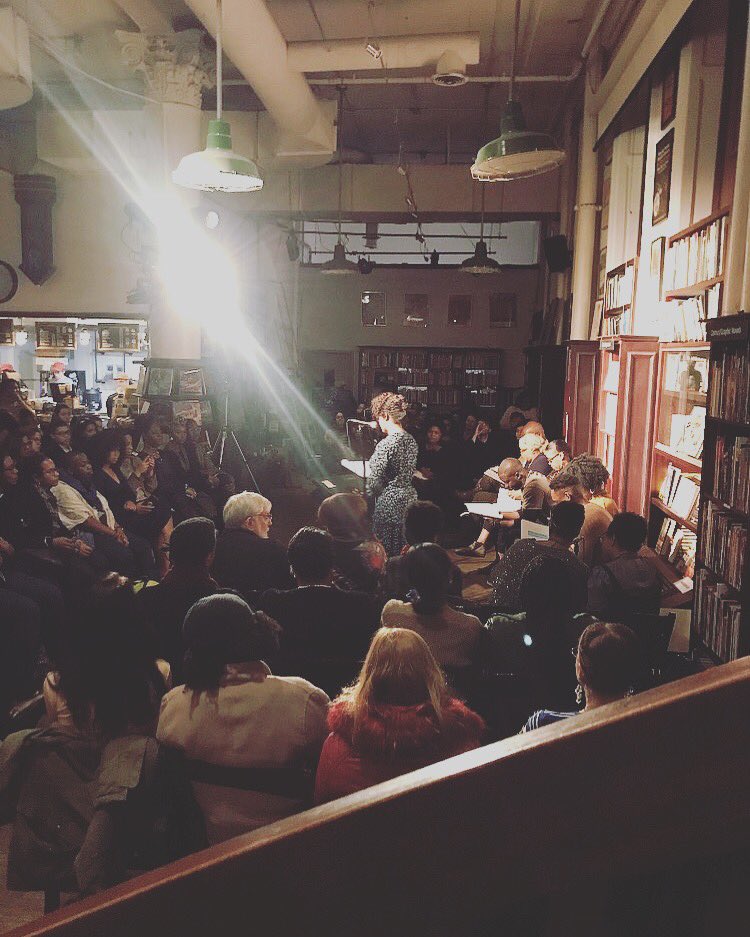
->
xmin=571 ymin=453 xmax=620 ymax=516
xmin=52 ymin=402 xmax=73 ymax=427
xmin=162 ymin=420 xmax=217 ymax=523
xmin=381 ymin=543 xmax=483 ymax=668
xmin=43 ymin=420 xmax=73 ymax=465
xmin=44 ymin=573 xmax=171 ymax=737
xmin=518 ymin=426 xmax=552 ymax=476
xmin=2 ymin=452 xmax=99 ymax=592
xmin=490 ymin=502 xmax=588 ymax=612
xmin=157 ymin=593 xmax=329 ymax=844
xmin=379 ymin=500 xmax=462 ymax=602
xmin=317 ymin=492 xmax=387 ymax=593
xmin=414 ymin=423 xmax=458 ymax=511
xmin=549 ymin=465 xmax=612 ymax=567
xmin=260 ymin=527 xmax=378 ymax=697
xmin=486 ymin=556 xmax=598 ymax=713
xmin=184 ymin=418 xmax=235 ymax=511
xmin=314 ymin=627 xmax=485 ymax=803
xmin=137 ymin=517 xmax=219 ymax=682
xmin=92 ymin=431 xmax=173 ymax=578
xmin=461 ymin=419 xmax=499 ymax=487
xmin=522 ymin=621 xmax=642 ymax=731
xmin=212 ymin=491 xmax=293 ymax=601
xmin=118 ymin=432 xmax=160 ymax=505
xmin=545 ymin=438 xmax=572 ymax=478
xmin=54 ymin=451 xmax=155 ymax=579
xmin=71 ymin=416 xmax=100 ymax=459
xmin=588 ymin=512 xmax=661 ymax=622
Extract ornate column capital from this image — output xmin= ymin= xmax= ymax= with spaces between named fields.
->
xmin=116 ymin=29 xmax=215 ymax=108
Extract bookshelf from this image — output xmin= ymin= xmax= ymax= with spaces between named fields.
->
xmin=601 ymin=259 xmax=637 ymax=337
xmin=662 ymin=208 xmax=730 ymax=342
xmin=647 ymin=342 xmax=708 ymax=597
xmin=358 ymin=346 xmax=512 ymax=418
xmin=692 ymin=315 xmax=750 ymax=665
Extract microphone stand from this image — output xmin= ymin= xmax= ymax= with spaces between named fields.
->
xmin=346 ymin=419 xmax=374 ymax=496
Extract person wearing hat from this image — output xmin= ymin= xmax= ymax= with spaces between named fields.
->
xmin=157 ymin=593 xmax=329 ymax=844
xmin=137 ymin=517 xmax=219 ymax=682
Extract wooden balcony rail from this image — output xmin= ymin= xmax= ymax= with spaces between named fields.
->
xmin=8 ymin=658 xmax=750 ymax=937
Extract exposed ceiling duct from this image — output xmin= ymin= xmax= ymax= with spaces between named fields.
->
xmin=287 ymin=31 xmax=480 ymax=74
xmin=0 ymin=7 xmax=33 ymax=109
xmin=180 ymin=0 xmax=335 ymax=166
xmin=113 ymin=0 xmax=173 ymax=34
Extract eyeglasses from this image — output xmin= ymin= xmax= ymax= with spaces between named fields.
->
xmin=255 ymin=511 xmax=272 ymax=520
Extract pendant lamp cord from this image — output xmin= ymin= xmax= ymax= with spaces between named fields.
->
xmin=479 ymin=185 xmax=485 ymax=242
xmin=510 ymin=0 xmax=521 ymax=102
xmin=216 ymin=0 xmax=223 ymax=120
xmin=337 ymin=86 xmax=345 ymax=243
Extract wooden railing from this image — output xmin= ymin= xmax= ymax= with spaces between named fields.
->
xmin=8 ymin=658 xmax=750 ymax=937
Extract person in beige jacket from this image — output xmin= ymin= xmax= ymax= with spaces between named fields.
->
xmin=157 ymin=593 xmax=329 ymax=844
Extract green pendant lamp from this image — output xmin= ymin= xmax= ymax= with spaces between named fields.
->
xmin=471 ymin=0 xmax=564 ymax=182
xmin=321 ymin=87 xmax=358 ymax=274
xmin=461 ymin=185 xmax=501 ymax=274
xmin=172 ymin=0 xmax=263 ymax=193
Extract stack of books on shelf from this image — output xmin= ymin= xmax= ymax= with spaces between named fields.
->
xmin=699 ymin=500 xmax=747 ymax=590
xmin=604 ymin=264 xmax=634 ymax=311
xmin=664 ymin=214 xmax=727 ymax=291
xmin=360 ymin=350 xmax=396 ymax=368
xmin=708 ymin=346 xmax=750 ymax=423
xmin=397 ymin=367 xmax=429 ymax=386
xmin=713 ymin=435 xmax=750 ymax=512
xmin=655 ymin=518 xmax=697 ymax=577
xmin=398 ymin=351 xmax=429 ymax=368
xmin=464 ymin=369 xmax=498 ymax=388
xmin=428 ymin=387 xmax=461 ymax=406
xmin=463 ymin=352 xmax=498 ymax=369
xmin=466 ymin=388 xmax=498 ymax=407
xmin=601 ymin=307 xmax=631 ymax=337
xmin=431 ymin=369 xmax=461 ymax=387
xmin=694 ymin=568 xmax=742 ymax=661
xmin=658 ymin=464 xmax=702 ymax=522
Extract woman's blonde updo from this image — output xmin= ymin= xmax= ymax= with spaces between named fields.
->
xmin=371 ymin=391 xmax=407 ymax=424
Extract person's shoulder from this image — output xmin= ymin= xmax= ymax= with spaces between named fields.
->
xmin=522 ymin=709 xmax=577 ymax=732
xmin=269 ymin=674 xmax=330 ymax=704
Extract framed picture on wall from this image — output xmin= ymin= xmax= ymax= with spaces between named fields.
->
xmin=652 ymin=129 xmax=674 ymax=226
xmin=361 ymin=291 xmax=386 ymax=327
xmin=447 ymin=295 xmax=471 ymax=327
xmin=650 ymin=237 xmax=666 ymax=299
xmin=402 ymin=293 xmax=429 ymax=327
xmin=661 ymin=57 xmax=679 ymax=129
xmin=489 ymin=292 xmax=517 ymax=328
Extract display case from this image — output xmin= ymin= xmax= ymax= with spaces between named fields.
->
xmin=647 ymin=342 xmax=708 ymax=597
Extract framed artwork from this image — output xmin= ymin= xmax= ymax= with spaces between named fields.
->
xmin=36 ymin=322 xmax=76 ymax=353
xmin=402 ymin=293 xmax=429 ymax=327
xmin=96 ymin=324 xmax=139 ymax=353
xmin=172 ymin=399 xmax=202 ymax=423
xmin=178 ymin=368 xmax=205 ymax=395
xmin=650 ymin=237 xmax=666 ymax=299
xmin=146 ymin=367 xmax=173 ymax=397
xmin=447 ymin=295 xmax=471 ymax=327
xmin=361 ymin=291 xmax=386 ymax=327
xmin=661 ymin=57 xmax=679 ymax=129
xmin=589 ymin=300 xmax=604 ymax=340
xmin=489 ymin=292 xmax=517 ymax=328
xmin=652 ymin=129 xmax=674 ymax=226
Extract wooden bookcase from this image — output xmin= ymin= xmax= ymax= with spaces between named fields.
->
xmin=523 ymin=345 xmax=566 ymax=440
xmin=692 ymin=315 xmax=750 ymax=664
xmin=357 ymin=346 xmax=514 ymax=419
xmin=564 ymin=340 xmax=600 ymax=455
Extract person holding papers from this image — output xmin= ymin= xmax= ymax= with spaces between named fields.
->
xmin=367 ymin=393 xmax=418 ymax=557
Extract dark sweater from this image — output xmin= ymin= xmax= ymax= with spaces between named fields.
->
xmin=212 ymin=527 xmax=293 ymax=602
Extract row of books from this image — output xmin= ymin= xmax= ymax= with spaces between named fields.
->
xmin=602 ymin=307 xmax=632 ymax=337
xmin=654 ymin=517 xmax=697 ymax=577
xmin=428 ymin=388 xmax=461 ymax=406
xmin=397 ymin=386 xmax=428 ymax=405
xmin=466 ymin=388 xmax=498 ymax=407
xmin=464 ymin=353 xmax=500 ymax=369
xmin=430 ymin=353 xmax=456 ymax=368
xmin=396 ymin=352 xmax=429 ymax=368
xmin=699 ymin=500 xmax=747 ymax=590
xmin=360 ymin=351 xmax=396 ymax=368
xmin=713 ymin=435 xmax=750 ymax=513
xmin=397 ymin=368 xmax=429 ymax=385
xmin=604 ymin=264 xmax=634 ymax=312
xmin=664 ymin=214 xmax=727 ymax=291
xmin=464 ymin=370 xmax=498 ymax=388
xmin=694 ymin=568 xmax=742 ymax=662
xmin=657 ymin=464 xmax=701 ymax=522
xmin=431 ymin=369 xmax=462 ymax=387
xmin=708 ymin=347 xmax=750 ymax=423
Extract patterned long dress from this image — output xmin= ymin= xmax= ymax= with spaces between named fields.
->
xmin=368 ymin=430 xmax=418 ymax=556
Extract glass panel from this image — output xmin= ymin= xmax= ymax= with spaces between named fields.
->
xmin=656 ymin=348 xmax=709 ymax=459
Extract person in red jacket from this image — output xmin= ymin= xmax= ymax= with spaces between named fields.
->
xmin=314 ymin=627 xmax=485 ymax=803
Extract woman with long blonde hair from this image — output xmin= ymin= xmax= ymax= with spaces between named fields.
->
xmin=314 ymin=628 xmax=484 ymax=803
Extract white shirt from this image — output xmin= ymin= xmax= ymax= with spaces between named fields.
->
xmin=52 ymin=480 xmax=116 ymax=531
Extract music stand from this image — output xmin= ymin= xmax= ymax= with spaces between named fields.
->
xmin=346 ymin=420 xmax=376 ymax=495
xmin=213 ymin=388 xmax=261 ymax=493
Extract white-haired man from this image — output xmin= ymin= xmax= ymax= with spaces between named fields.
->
xmin=212 ymin=491 xmax=293 ymax=602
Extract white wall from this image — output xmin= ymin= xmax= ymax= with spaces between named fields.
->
xmin=297 ymin=264 xmax=541 ymax=390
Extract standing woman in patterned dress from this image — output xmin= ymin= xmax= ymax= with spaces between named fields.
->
xmin=368 ymin=392 xmax=418 ymax=556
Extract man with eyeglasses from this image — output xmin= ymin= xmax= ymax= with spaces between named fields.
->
xmin=212 ymin=491 xmax=293 ymax=603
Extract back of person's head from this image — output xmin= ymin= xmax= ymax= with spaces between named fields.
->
xmin=570 ymin=453 xmax=610 ymax=493
xmin=605 ymin=511 xmax=648 ymax=553
xmin=223 ymin=490 xmax=271 ymax=530
xmin=317 ymin=492 xmax=370 ymax=540
xmin=404 ymin=500 xmax=444 ymax=546
xmin=405 ymin=542 xmax=453 ymax=614
xmin=288 ymin=526 xmax=334 ymax=583
xmin=343 ymin=627 xmax=449 ymax=729
xmin=549 ymin=501 xmax=585 ymax=544
xmin=56 ymin=573 xmax=163 ymax=738
xmin=549 ymin=464 xmax=589 ymax=502
xmin=370 ymin=391 xmax=407 ymax=424
xmin=169 ymin=517 xmax=217 ymax=568
xmin=520 ymin=421 xmax=546 ymax=440
xmin=182 ymin=593 xmax=281 ymax=692
xmin=90 ymin=428 xmax=123 ymax=469
xmin=520 ymin=553 xmax=577 ymax=622
xmin=577 ymin=622 xmax=642 ymax=699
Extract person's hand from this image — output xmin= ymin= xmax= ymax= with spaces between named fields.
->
xmin=136 ymin=501 xmax=154 ymax=514
xmin=114 ymin=526 xmax=129 ymax=545
xmin=124 ymin=500 xmax=137 ymax=512
xmin=74 ymin=539 xmax=93 ymax=557
xmin=0 ymin=536 xmax=14 ymax=559
xmin=52 ymin=537 xmax=77 ymax=553
xmin=420 ymin=467 xmax=433 ymax=480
